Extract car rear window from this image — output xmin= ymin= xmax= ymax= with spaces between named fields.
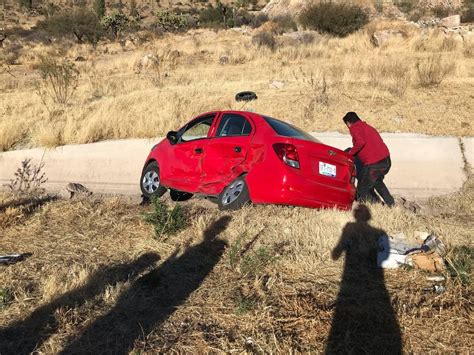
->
xmin=263 ymin=116 xmax=320 ymax=143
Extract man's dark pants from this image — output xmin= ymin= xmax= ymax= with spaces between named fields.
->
xmin=357 ymin=156 xmax=395 ymax=206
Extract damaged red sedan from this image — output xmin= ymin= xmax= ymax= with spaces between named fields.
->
xmin=140 ymin=111 xmax=356 ymax=210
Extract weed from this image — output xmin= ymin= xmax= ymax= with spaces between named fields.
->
xmin=144 ymin=198 xmax=187 ymax=239
xmin=7 ymin=158 xmax=48 ymax=197
xmin=234 ymin=288 xmax=256 ymax=314
xmin=146 ymin=50 xmax=179 ymax=87
xmin=293 ymin=68 xmax=329 ymax=121
xmin=102 ymin=12 xmax=129 ymax=39
xmin=252 ymin=31 xmax=277 ymax=51
xmin=0 ymin=288 xmax=14 ymax=309
xmin=446 ymin=245 xmax=472 ymax=286
xmin=240 ymin=246 xmax=277 ymax=278
xmin=35 ymin=55 xmax=79 ymax=106
xmin=415 ymin=54 xmax=455 ymax=87
xmin=228 ymin=234 xmax=244 ymax=270
xmin=299 ymin=2 xmax=368 ymax=37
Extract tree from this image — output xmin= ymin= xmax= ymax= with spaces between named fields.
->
xmin=94 ymin=0 xmax=106 ymax=18
xmin=42 ymin=8 xmax=103 ymax=43
xmin=101 ymin=12 xmax=129 ymax=39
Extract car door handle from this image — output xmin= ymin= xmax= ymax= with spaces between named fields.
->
xmin=234 ymin=146 xmax=242 ymax=153
xmin=195 ymin=148 xmax=203 ymax=154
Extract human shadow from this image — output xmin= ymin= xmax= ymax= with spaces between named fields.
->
xmin=325 ymin=205 xmax=401 ymax=354
xmin=59 ymin=215 xmax=231 ymax=354
xmin=0 ymin=252 xmax=160 ymax=354
xmin=0 ymin=194 xmax=59 ymax=215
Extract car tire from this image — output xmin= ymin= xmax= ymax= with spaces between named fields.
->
xmin=140 ymin=161 xmax=167 ymax=200
xmin=218 ymin=175 xmax=250 ymax=211
xmin=170 ymin=189 xmax=193 ymax=202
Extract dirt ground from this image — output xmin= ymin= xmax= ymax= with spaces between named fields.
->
xmin=0 ymin=174 xmax=472 ymax=353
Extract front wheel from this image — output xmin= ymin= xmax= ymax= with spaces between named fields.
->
xmin=218 ymin=176 xmax=250 ymax=211
xmin=140 ymin=161 xmax=167 ymax=200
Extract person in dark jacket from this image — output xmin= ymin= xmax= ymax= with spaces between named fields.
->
xmin=343 ymin=112 xmax=395 ymax=207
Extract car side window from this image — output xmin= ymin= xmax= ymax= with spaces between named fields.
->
xmin=180 ymin=116 xmax=215 ymax=142
xmin=216 ymin=114 xmax=252 ymax=137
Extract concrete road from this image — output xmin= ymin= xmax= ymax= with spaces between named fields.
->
xmin=0 ymin=133 xmax=468 ymax=199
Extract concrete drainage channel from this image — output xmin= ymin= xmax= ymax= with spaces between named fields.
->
xmin=0 ymin=133 xmax=472 ymax=199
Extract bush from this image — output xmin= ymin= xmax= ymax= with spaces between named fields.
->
xmin=101 ymin=12 xmax=129 ymax=39
xmin=42 ymin=8 xmax=103 ymax=43
xmin=199 ymin=3 xmax=233 ymax=29
xmin=94 ymin=0 xmax=106 ymax=18
xmin=8 ymin=159 xmax=47 ymax=197
xmin=415 ymin=54 xmax=455 ymax=87
xmin=461 ymin=0 xmax=474 ymax=22
xmin=299 ymin=2 xmax=368 ymax=37
xmin=36 ymin=56 xmax=79 ymax=105
xmin=233 ymin=9 xmax=268 ymax=28
xmin=252 ymin=31 xmax=277 ymax=50
xmin=394 ymin=0 xmax=419 ymax=14
xmin=144 ymin=198 xmax=187 ymax=239
xmin=0 ymin=288 xmax=13 ymax=310
xmin=272 ymin=14 xmax=298 ymax=34
xmin=154 ymin=11 xmax=190 ymax=32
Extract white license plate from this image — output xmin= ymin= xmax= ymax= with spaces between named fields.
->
xmin=319 ymin=162 xmax=336 ymax=177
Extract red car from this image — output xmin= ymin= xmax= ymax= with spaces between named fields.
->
xmin=140 ymin=111 xmax=356 ymax=210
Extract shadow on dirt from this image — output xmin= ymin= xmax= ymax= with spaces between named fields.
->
xmin=0 ymin=252 xmax=160 ymax=354
xmin=59 ymin=215 xmax=230 ymax=354
xmin=1 ymin=215 xmax=230 ymax=354
xmin=0 ymin=194 xmax=58 ymax=215
xmin=326 ymin=204 xmax=402 ymax=354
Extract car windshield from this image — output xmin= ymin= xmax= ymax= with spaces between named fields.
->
xmin=263 ymin=116 xmax=320 ymax=143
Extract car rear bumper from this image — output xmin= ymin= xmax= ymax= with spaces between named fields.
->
xmin=247 ymin=166 xmax=355 ymax=210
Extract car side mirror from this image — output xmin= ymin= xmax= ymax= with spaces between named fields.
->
xmin=166 ymin=131 xmax=178 ymax=145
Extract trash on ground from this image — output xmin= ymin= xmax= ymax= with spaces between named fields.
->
xmin=426 ymin=275 xmax=445 ymax=282
xmin=423 ymin=285 xmax=446 ymax=294
xmin=377 ymin=233 xmax=446 ymax=271
xmin=0 ymin=253 xmax=32 ymax=265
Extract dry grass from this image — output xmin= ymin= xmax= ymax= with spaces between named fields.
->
xmin=0 ymin=22 xmax=473 ymax=151
xmin=0 ymin=175 xmax=472 ymax=352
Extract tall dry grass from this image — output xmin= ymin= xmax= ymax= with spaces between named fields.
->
xmin=0 ymin=178 xmax=472 ymax=352
xmin=0 ymin=24 xmax=473 ymax=151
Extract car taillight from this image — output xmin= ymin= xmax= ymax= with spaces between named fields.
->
xmin=273 ymin=143 xmax=300 ymax=169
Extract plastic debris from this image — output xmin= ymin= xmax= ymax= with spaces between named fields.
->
xmin=0 ymin=253 xmax=32 ymax=265
xmin=426 ymin=276 xmax=445 ymax=282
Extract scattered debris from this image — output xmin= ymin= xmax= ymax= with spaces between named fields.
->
xmin=377 ymin=233 xmax=446 ymax=272
xmin=0 ymin=253 xmax=32 ymax=265
xmin=426 ymin=275 xmax=445 ymax=282
xmin=423 ymin=285 xmax=445 ymax=294
xmin=66 ymin=182 xmax=92 ymax=198
xmin=269 ymin=80 xmax=286 ymax=89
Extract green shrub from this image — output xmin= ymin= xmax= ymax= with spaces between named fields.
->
xmin=144 ymin=198 xmax=187 ymax=239
xmin=446 ymin=246 xmax=472 ymax=286
xmin=0 ymin=288 xmax=13 ymax=309
xmin=240 ymin=246 xmax=277 ymax=277
xmin=252 ymin=31 xmax=277 ymax=50
xmin=394 ymin=0 xmax=419 ymax=14
xmin=299 ymin=2 xmax=368 ymax=37
xmin=199 ymin=2 xmax=233 ymax=29
xmin=101 ymin=12 xmax=129 ymax=38
xmin=19 ymin=0 xmax=32 ymax=9
xmin=154 ymin=11 xmax=190 ymax=32
xmin=42 ymin=8 xmax=103 ymax=43
xmin=94 ymin=0 xmax=106 ymax=18
xmin=8 ymin=158 xmax=47 ymax=197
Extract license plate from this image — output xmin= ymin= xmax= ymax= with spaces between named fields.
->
xmin=319 ymin=162 xmax=336 ymax=177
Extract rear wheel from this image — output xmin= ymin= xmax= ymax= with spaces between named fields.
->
xmin=218 ymin=176 xmax=250 ymax=211
xmin=140 ymin=161 xmax=167 ymax=200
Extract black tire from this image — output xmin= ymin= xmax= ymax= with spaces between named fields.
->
xmin=140 ymin=161 xmax=167 ymax=200
xmin=218 ymin=175 xmax=250 ymax=211
xmin=170 ymin=189 xmax=193 ymax=202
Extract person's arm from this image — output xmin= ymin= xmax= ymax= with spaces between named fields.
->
xmin=348 ymin=126 xmax=366 ymax=156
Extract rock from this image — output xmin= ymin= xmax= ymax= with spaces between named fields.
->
xmin=371 ymin=30 xmax=405 ymax=47
xmin=66 ymin=183 xmax=92 ymax=199
xmin=269 ymin=80 xmax=285 ymax=89
xmin=439 ymin=15 xmax=460 ymax=28
xmin=262 ymin=0 xmax=308 ymax=19
xmin=219 ymin=54 xmax=230 ymax=65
